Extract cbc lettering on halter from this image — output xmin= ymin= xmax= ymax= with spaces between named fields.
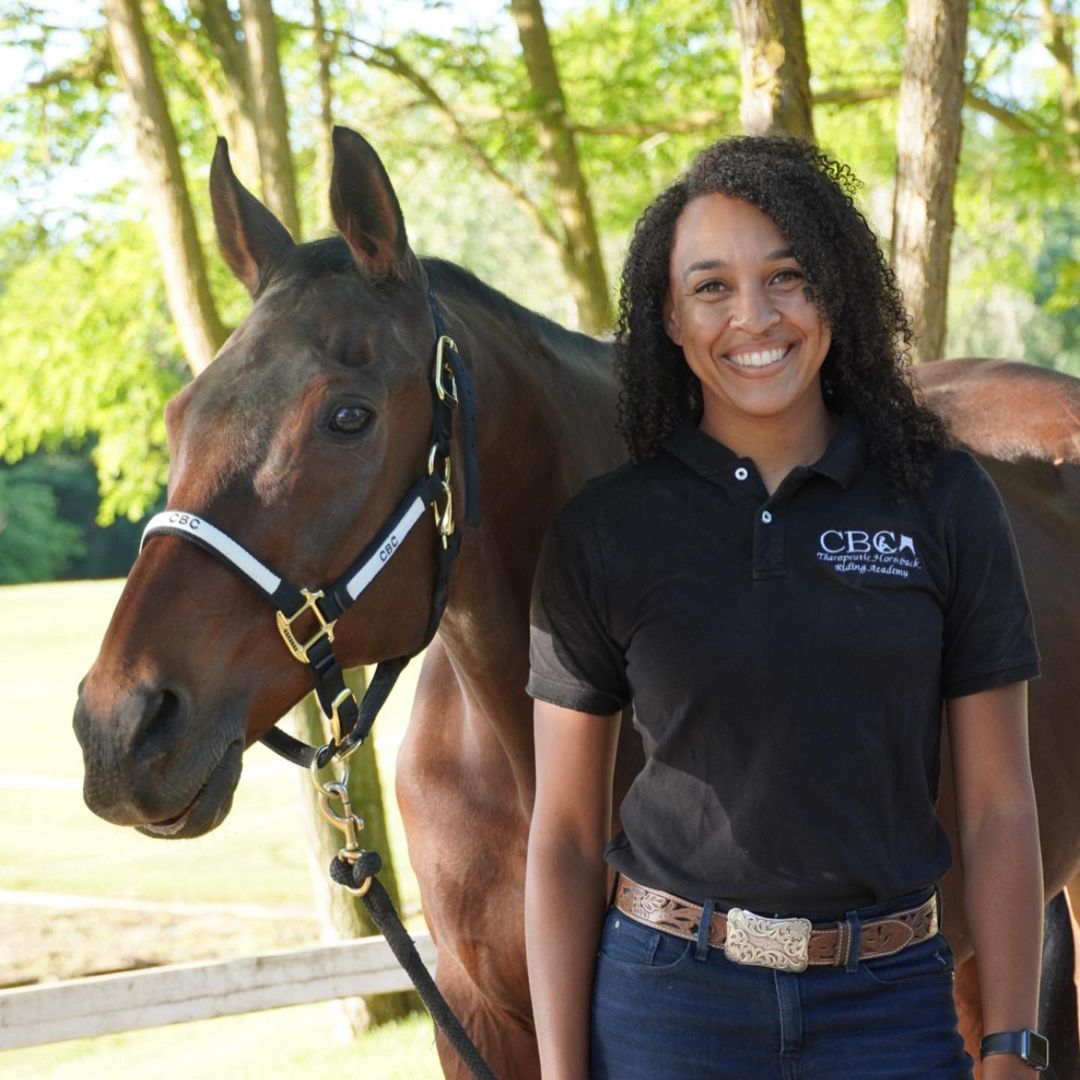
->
xmin=168 ymin=512 xmax=202 ymax=531
xmin=379 ymin=534 xmax=401 ymax=563
xmin=817 ymin=528 xmax=922 ymax=579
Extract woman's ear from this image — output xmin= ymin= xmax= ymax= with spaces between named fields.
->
xmin=663 ymin=291 xmax=683 ymax=346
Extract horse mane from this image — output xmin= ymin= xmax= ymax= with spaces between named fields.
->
xmin=267 ymin=236 xmax=611 ymax=366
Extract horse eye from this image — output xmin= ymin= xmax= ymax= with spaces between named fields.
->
xmin=328 ymin=404 xmax=372 ymax=435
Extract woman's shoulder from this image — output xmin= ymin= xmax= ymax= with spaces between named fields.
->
xmin=550 ymin=456 xmax=671 ymax=534
xmin=926 ymin=446 xmax=1000 ymax=506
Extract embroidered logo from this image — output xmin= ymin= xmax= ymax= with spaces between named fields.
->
xmin=817 ymin=530 xmax=922 ymax=579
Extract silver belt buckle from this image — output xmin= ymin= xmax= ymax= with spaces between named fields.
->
xmin=724 ymin=908 xmax=812 ymax=972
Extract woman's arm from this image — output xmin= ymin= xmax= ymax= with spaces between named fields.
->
xmin=527 ymin=699 xmax=622 ymax=1080
xmin=948 ymin=681 xmax=1044 ymax=1079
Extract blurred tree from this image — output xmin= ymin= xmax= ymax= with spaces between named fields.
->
xmin=732 ymin=0 xmax=814 ymax=139
xmin=0 ymin=218 xmax=187 ymax=523
xmin=103 ymin=0 xmax=226 ymax=374
xmin=0 ymin=458 xmax=85 ymax=583
xmin=892 ymin=0 xmax=969 ymax=364
xmin=239 ymin=0 xmax=300 ymax=236
xmin=508 ymin=0 xmax=611 ymax=331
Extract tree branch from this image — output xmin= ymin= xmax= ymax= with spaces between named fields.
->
xmin=25 ymin=33 xmax=110 ymax=89
xmin=336 ymin=32 xmax=566 ymax=253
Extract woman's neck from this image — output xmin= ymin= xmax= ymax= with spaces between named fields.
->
xmin=700 ymin=405 xmax=839 ymax=496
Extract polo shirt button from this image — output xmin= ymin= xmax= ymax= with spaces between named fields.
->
xmin=734 ymin=467 xmax=749 ymax=481
xmin=761 ymin=510 xmax=773 ymax=523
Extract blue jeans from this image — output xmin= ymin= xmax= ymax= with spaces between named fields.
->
xmin=590 ymin=892 xmax=973 ymax=1079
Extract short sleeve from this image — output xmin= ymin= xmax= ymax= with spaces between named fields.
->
xmin=941 ymin=455 xmax=1040 ymax=699
xmin=527 ymin=499 xmax=631 ymax=715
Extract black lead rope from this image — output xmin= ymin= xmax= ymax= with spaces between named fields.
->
xmin=140 ymin=290 xmax=497 ymax=1079
xmin=331 ymin=854 xmax=497 ymax=1080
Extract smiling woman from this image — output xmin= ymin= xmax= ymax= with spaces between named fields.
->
xmin=663 ymin=194 xmax=834 ymax=493
xmin=525 ymin=137 xmax=1046 ymax=1080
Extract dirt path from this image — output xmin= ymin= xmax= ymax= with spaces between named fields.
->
xmin=0 ymin=893 xmax=319 ymax=987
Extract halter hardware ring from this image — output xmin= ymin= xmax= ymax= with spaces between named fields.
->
xmin=314 ymin=775 xmax=373 ymax=896
xmin=310 ymin=753 xmax=347 ymax=797
xmin=433 ymin=335 xmax=459 ymax=405
xmin=276 ymin=587 xmax=337 ymax=665
xmin=427 ymin=447 xmax=455 ymax=547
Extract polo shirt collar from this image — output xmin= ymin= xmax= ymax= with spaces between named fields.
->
xmin=662 ymin=410 xmax=865 ymax=490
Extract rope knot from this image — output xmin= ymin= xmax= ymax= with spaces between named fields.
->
xmin=329 ymin=849 xmax=382 ymax=891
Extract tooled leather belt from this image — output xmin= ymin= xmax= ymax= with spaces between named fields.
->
xmin=614 ymin=875 xmax=939 ymax=970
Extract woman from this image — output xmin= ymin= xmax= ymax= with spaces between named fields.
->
xmin=525 ymin=137 xmax=1045 ymax=1079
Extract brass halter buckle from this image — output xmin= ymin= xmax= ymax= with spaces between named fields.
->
xmin=724 ymin=908 xmax=812 ymax=972
xmin=433 ymin=335 xmax=459 ymax=405
xmin=276 ymin=587 xmax=337 ymax=664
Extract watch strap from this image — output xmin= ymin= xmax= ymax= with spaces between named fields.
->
xmin=980 ymin=1029 xmax=1049 ymax=1071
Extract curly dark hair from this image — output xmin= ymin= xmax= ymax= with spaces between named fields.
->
xmin=614 ymin=136 xmax=950 ymax=498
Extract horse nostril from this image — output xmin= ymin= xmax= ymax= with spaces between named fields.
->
xmin=132 ymin=687 xmax=186 ymax=765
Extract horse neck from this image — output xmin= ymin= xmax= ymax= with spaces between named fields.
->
xmin=429 ymin=282 xmax=622 ymax=803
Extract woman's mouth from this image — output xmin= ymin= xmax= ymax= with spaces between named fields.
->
xmin=725 ymin=345 xmax=790 ymax=369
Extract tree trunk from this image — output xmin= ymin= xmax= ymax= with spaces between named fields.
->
xmin=312 ymin=0 xmax=335 ymax=231
xmin=190 ymin=0 xmax=262 ymax=180
xmin=1040 ymin=0 xmax=1080 ymax=177
xmin=238 ymin=0 xmax=301 ymax=239
xmin=891 ymin=0 xmax=969 ymax=365
xmin=290 ymin=669 xmax=420 ymax=1030
xmin=731 ymin=0 xmax=814 ymax=140
xmin=103 ymin=0 xmax=226 ymax=376
xmin=508 ymin=0 xmax=612 ymax=333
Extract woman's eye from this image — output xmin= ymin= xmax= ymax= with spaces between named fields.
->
xmin=328 ymin=405 xmax=372 ymax=434
xmin=694 ymin=279 xmax=726 ymax=295
xmin=771 ymin=268 xmax=804 ymax=286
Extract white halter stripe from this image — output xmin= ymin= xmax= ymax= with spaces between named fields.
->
xmin=141 ymin=511 xmax=282 ymax=596
xmin=344 ymin=495 xmax=428 ymax=600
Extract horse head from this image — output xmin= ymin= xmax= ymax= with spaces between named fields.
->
xmin=74 ymin=128 xmax=456 ymax=838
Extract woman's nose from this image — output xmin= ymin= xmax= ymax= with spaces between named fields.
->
xmin=730 ymin=286 xmax=781 ymax=333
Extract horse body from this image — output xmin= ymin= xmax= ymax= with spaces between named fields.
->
xmin=74 ymin=130 xmax=1079 ymax=1078
xmin=391 ymin=260 xmax=624 ymax=1075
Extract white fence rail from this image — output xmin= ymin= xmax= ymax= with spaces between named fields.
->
xmin=0 ymin=932 xmax=435 ymax=1051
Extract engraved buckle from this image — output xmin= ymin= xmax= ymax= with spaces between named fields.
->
xmin=724 ymin=908 xmax=812 ymax=972
xmin=276 ymin=587 xmax=336 ymax=663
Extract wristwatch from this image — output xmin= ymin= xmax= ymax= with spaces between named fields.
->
xmin=980 ymin=1029 xmax=1050 ymax=1072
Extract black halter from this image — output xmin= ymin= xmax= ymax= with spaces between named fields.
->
xmin=140 ymin=290 xmax=480 ymax=770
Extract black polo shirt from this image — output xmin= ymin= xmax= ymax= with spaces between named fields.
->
xmin=527 ymin=414 xmax=1039 ymax=916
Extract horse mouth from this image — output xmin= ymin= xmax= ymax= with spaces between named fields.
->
xmin=137 ymin=741 xmax=244 ymax=839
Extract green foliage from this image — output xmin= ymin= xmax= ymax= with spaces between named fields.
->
xmin=0 ymin=457 xmax=84 ymax=583
xmin=0 ymin=216 xmax=187 ymax=523
xmin=0 ymin=0 xmax=1076 ymax=532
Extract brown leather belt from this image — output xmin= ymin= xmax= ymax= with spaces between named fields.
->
xmin=614 ymin=875 xmax=939 ymax=972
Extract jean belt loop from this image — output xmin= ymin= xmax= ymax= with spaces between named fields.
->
xmin=844 ymin=909 xmax=861 ymax=973
xmin=695 ymin=899 xmax=716 ymax=962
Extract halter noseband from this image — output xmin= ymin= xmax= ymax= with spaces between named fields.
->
xmin=140 ymin=290 xmax=480 ymax=770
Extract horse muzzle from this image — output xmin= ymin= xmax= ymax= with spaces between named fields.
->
xmin=73 ymin=674 xmax=245 ymax=837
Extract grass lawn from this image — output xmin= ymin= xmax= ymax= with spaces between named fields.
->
xmin=0 ymin=1008 xmax=441 ymax=1079
xmin=0 ymin=579 xmax=439 ymax=1076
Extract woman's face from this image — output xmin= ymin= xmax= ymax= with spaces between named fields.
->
xmin=664 ymin=193 xmax=832 ymax=440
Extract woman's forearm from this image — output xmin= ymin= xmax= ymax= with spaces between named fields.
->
xmin=960 ymin=801 xmax=1043 ymax=1077
xmin=526 ymin=827 xmax=609 ymax=1080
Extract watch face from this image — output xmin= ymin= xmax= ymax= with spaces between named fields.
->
xmin=1023 ymin=1030 xmax=1050 ymax=1070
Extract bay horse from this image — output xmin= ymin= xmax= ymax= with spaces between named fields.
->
xmin=74 ymin=128 xmax=1080 ymax=1078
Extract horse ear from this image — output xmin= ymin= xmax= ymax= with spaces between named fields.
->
xmin=209 ymin=137 xmax=294 ymax=297
xmin=329 ymin=126 xmax=415 ymax=281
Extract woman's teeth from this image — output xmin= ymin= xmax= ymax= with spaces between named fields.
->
xmin=727 ymin=346 xmax=787 ymax=368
